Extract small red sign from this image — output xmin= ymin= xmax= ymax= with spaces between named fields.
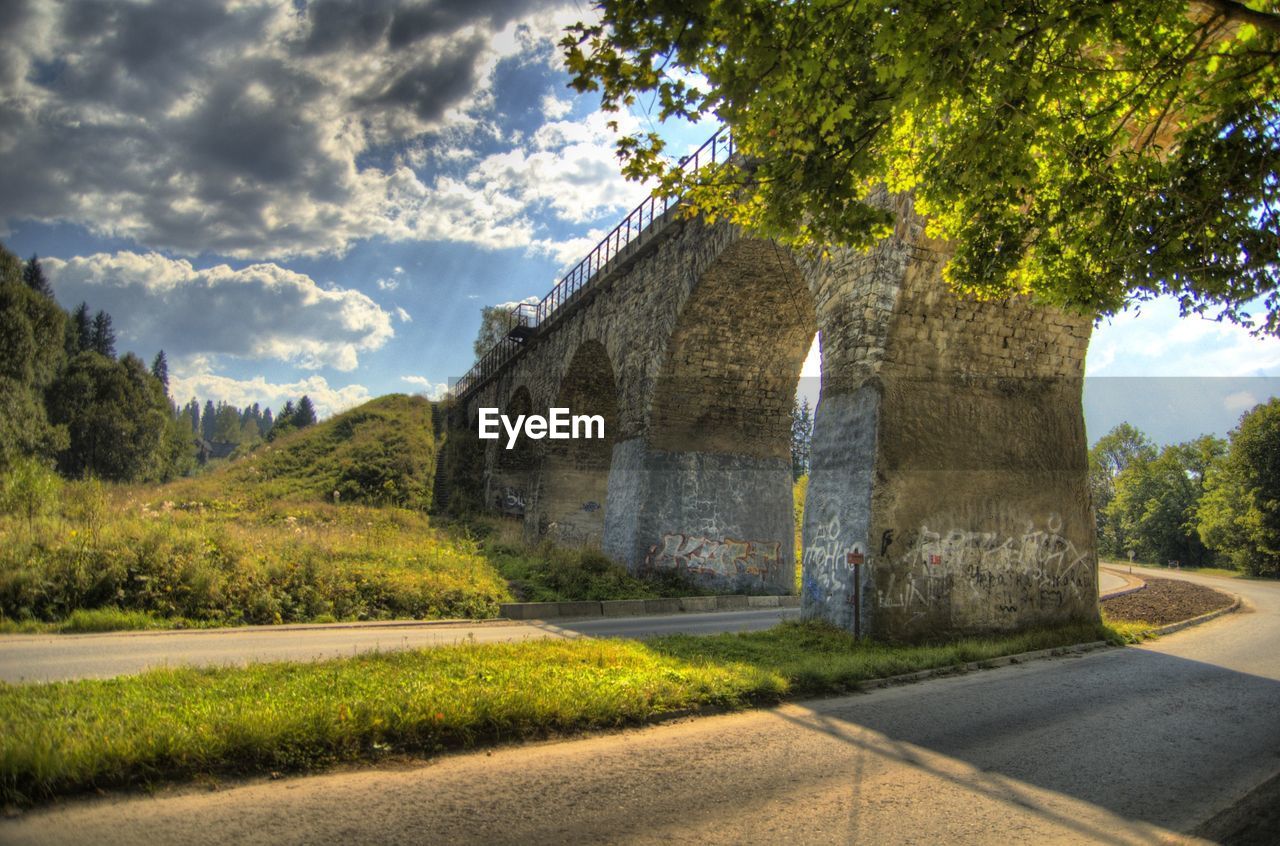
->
xmin=929 ymin=554 xmax=942 ymax=566
xmin=847 ymin=551 xmax=865 ymax=567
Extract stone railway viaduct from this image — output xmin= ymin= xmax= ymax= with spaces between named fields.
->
xmin=447 ymin=142 xmax=1099 ymax=640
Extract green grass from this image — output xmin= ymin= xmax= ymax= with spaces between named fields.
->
xmin=0 ymin=494 xmax=511 ymax=629
xmin=0 ymin=618 xmax=1129 ymax=806
xmin=0 ymin=608 xmax=183 ymax=634
xmin=167 ymin=394 xmax=438 ymax=509
xmin=463 ymin=517 xmax=716 ymax=601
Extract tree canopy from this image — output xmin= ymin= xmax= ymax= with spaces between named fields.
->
xmin=565 ymin=0 xmax=1280 ymax=332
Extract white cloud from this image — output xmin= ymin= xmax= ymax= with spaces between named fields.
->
xmin=540 ymin=91 xmax=572 ymax=119
xmin=401 ymin=374 xmax=449 ymax=399
xmin=377 ymin=278 xmax=400 ymax=290
xmin=395 ymin=306 xmax=412 ymax=322
xmin=169 ymin=358 xmax=372 ymax=419
xmin=1086 ymin=297 xmax=1280 ymax=377
xmin=0 ymin=0 xmax=583 ymax=260
xmin=44 ymin=252 xmax=394 ymax=371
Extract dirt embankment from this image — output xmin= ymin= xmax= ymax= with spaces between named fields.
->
xmin=1102 ymin=576 xmax=1235 ymax=626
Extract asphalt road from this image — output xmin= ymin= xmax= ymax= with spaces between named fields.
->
xmin=0 ymin=608 xmax=797 ymax=683
xmin=5 ymin=567 xmax=1277 ymax=845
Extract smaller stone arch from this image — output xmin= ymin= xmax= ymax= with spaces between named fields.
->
xmin=536 ymin=340 xmax=619 ymax=546
xmin=488 ymin=385 xmax=536 ymax=521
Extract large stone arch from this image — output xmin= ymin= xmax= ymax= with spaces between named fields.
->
xmin=602 ymin=237 xmax=816 ymax=594
xmin=536 ymin=339 xmax=619 ymax=546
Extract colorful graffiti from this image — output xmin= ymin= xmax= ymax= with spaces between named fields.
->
xmin=646 ymin=534 xmax=782 ymax=580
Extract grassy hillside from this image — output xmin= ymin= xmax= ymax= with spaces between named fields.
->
xmin=1 ymin=395 xmax=513 ymax=629
xmin=169 ymin=393 xmax=437 ymax=509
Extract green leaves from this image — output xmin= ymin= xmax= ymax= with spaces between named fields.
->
xmin=567 ymin=0 xmax=1280 ymax=332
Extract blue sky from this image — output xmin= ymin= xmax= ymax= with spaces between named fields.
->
xmin=2 ymin=0 xmax=1276 ymax=445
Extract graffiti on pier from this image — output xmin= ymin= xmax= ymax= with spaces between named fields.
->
xmin=880 ymin=514 xmax=1093 ymax=621
xmin=497 ymin=487 xmax=526 ymax=518
xmin=646 ymin=534 xmax=781 ymax=580
xmin=801 ymin=513 xmax=844 ymax=602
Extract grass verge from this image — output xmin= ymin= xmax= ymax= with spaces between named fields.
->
xmin=0 ymin=619 xmax=1129 ymax=806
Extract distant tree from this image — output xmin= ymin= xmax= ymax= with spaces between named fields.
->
xmin=262 ymin=407 xmax=274 ymax=431
xmin=791 ymin=397 xmax=812 ymax=481
xmin=1199 ymin=399 xmax=1280 ymax=576
xmin=22 ymin=254 xmax=52 ymax=299
xmin=267 ymin=400 xmax=295 ymax=442
xmin=201 ymin=400 xmax=216 ymax=442
xmin=1088 ymin=423 xmax=1157 ymax=556
xmin=68 ymin=302 xmax=92 ymax=355
xmin=1108 ymin=439 xmax=1224 ymax=567
xmin=150 ymin=350 xmax=168 ymax=391
xmin=47 ymin=352 xmax=171 ymax=481
xmin=212 ymin=403 xmax=242 ymax=444
xmin=473 ymin=305 xmax=509 ymax=359
xmin=184 ymin=398 xmax=200 ymax=435
xmin=294 ymin=395 xmax=317 ymax=428
xmin=0 ymin=252 xmax=69 ymax=467
xmin=90 ymin=310 xmax=115 ymax=358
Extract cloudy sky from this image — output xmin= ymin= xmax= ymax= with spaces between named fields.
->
xmin=2 ymin=0 xmax=1276 ymax=442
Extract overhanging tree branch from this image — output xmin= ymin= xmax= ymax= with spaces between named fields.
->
xmin=1198 ymin=0 xmax=1280 ymax=35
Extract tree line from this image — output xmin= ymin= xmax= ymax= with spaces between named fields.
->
xmin=1 ymin=241 xmax=319 ymax=483
xmin=1091 ymin=405 xmax=1280 ymax=577
xmin=178 ymin=395 xmax=317 ymax=453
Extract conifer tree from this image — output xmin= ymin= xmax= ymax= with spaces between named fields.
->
xmin=150 ymin=350 xmax=169 ymax=391
xmin=90 ymin=310 xmax=115 ymax=358
xmin=22 ymin=255 xmax=52 ymax=298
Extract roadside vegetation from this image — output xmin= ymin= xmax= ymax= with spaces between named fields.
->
xmin=464 ymin=516 xmax=713 ymax=602
xmin=1089 ymin=404 xmax=1280 ymax=578
xmin=0 ymin=618 xmax=1134 ymax=807
xmin=0 ymin=396 xmax=513 ymax=629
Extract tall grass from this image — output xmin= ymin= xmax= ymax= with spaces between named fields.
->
xmin=0 ymin=489 xmax=510 ymax=627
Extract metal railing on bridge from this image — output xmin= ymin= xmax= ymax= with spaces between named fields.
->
xmin=452 ymin=128 xmax=734 ymax=399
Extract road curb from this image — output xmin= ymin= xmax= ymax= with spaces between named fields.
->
xmin=1099 ymin=566 xmax=1148 ymax=601
xmin=1146 ymin=594 xmax=1243 ymax=637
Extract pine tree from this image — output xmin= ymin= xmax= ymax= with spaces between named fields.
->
xmin=22 ymin=254 xmax=53 ymax=298
xmin=201 ymin=400 xmax=216 ymax=442
xmin=185 ymin=399 xmax=200 ymax=435
xmin=294 ymin=395 xmax=317 ymax=428
xmin=69 ymin=303 xmax=92 ymax=354
xmin=262 ymin=407 xmax=274 ymax=431
xmin=90 ymin=310 xmax=116 ymax=358
xmin=150 ymin=350 xmax=168 ymax=391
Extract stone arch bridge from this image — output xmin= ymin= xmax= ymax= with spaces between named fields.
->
xmin=447 ymin=133 xmax=1098 ymax=640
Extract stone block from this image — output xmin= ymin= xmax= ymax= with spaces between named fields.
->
xmin=601 ymin=599 xmax=647 ymax=617
xmin=500 ymin=602 xmax=558 ymax=620
xmin=716 ymin=595 xmax=749 ymax=610
xmin=680 ymin=596 xmax=717 ymax=613
xmin=747 ymin=595 xmax=781 ymax=608
xmin=643 ymin=598 xmax=682 ymax=614
xmin=556 ymin=601 xmax=603 ymax=618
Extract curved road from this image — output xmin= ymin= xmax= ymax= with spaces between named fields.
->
xmin=5 ymin=567 xmax=1279 ymax=845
